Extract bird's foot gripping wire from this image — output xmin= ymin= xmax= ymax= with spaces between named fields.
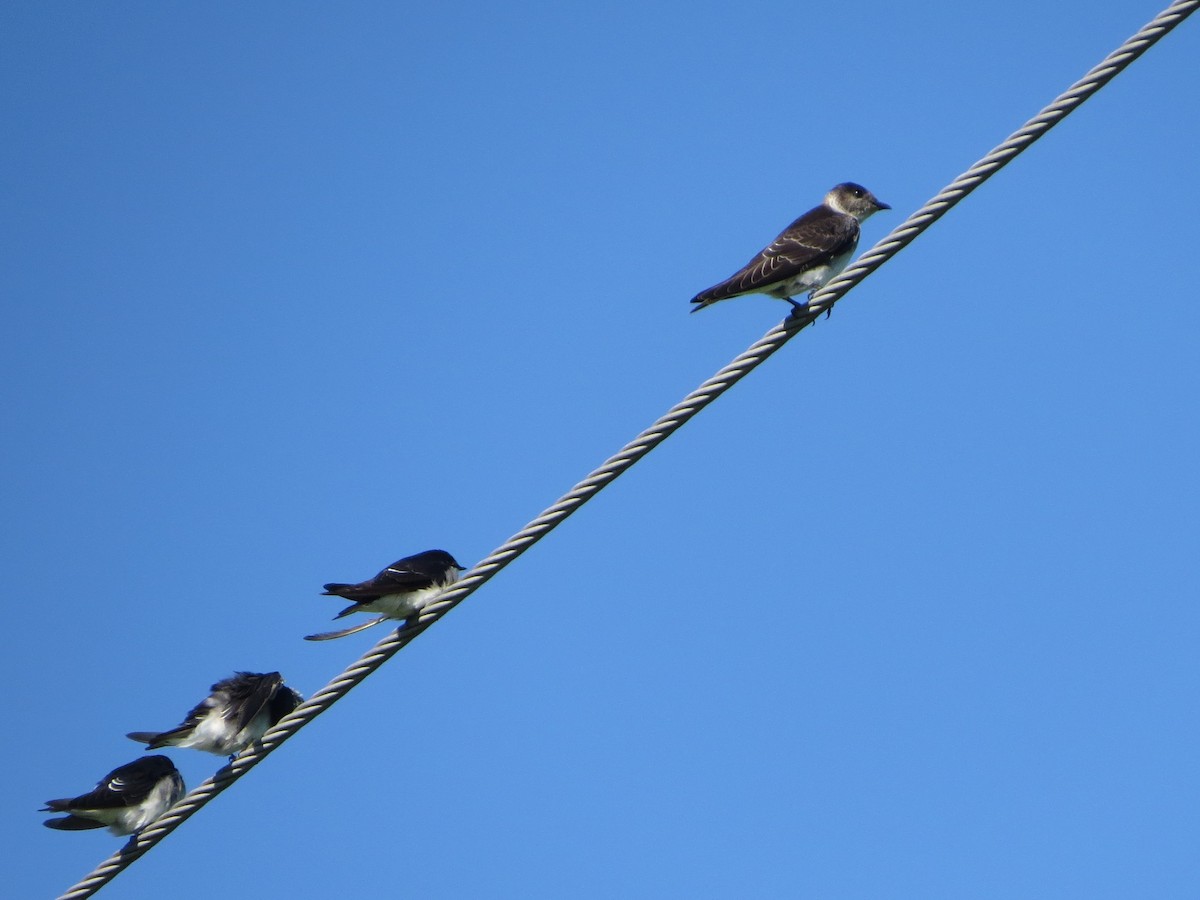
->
xmin=786 ymin=297 xmax=830 ymax=321
xmin=786 ymin=295 xmax=833 ymax=321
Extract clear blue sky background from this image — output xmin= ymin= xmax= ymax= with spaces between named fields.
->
xmin=3 ymin=2 xmax=1198 ymax=897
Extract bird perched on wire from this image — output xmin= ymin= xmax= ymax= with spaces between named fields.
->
xmin=41 ymin=755 xmax=185 ymax=836
xmin=126 ymin=671 xmax=303 ymax=759
xmin=305 ymin=548 xmax=466 ymax=641
xmin=690 ymin=182 xmax=890 ymax=315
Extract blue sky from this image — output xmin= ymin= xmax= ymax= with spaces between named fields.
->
xmin=3 ymin=2 xmax=1198 ymax=897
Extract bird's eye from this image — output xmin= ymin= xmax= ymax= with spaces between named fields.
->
xmin=852 ymin=188 xmax=864 ymax=197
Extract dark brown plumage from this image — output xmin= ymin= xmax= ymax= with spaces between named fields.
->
xmin=691 ymin=182 xmax=889 ymax=313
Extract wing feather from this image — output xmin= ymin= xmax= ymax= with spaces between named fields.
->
xmin=692 ymin=208 xmax=859 ymax=307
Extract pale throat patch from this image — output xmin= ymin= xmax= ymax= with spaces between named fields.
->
xmin=825 ymin=191 xmax=878 ymax=222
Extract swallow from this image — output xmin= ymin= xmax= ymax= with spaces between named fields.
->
xmin=42 ymin=755 xmax=185 ymax=836
xmin=127 ymin=671 xmax=303 ymax=758
xmin=690 ymin=182 xmax=890 ymax=315
xmin=305 ymin=548 xmax=466 ymax=641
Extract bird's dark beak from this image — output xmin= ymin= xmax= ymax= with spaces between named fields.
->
xmin=876 ymin=200 xmax=892 ymax=210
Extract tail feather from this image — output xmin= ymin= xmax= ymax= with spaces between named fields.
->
xmin=126 ymin=728 xmax=184 ymax=749
xmin=304 ymin=615 xmax=390 ymax=642
xmin=44 ymin=815 xmax=107 ymax=831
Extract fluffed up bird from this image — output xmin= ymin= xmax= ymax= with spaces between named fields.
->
xmin=42 ymin=755 xmax=184 ymax=836
xmin=305 ymin=549 xmax=466 ymax=641
xmin=690 ymin=182 xmax=890 ymax=315
xmin=127 ymin=671 xmax=303 ymax=759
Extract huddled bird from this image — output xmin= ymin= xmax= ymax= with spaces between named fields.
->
xmin=305 ymin=548 xmax=466 ymax=641
xmin=127 ymin=671 xmax=303 ymax=759
xmin=690 ymin=182 xmax=890 ymax=315
xmin=42 ymin=755 xmax=184 ymax=836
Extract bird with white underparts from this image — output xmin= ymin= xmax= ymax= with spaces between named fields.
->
xmin=305 ymin=548 xmax=466 ymax=641
xmin=690 ymin=182 xmax=890 ymax=315
xmin=126 ymin=671 xmax=303 ymax=759
xmin=41 ymin=755 xmax=185 ymax=837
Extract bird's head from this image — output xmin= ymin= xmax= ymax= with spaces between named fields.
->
xmin=826 ymin=182 xmax=891 ymax=222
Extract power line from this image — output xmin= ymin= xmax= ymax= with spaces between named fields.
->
xmin=56 ymin=2 xmax=1198 ymax=896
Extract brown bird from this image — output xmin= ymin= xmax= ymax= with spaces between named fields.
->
xmin=691 ymin=182 xmax=890 ymax=314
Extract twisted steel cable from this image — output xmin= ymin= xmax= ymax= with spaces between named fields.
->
xmin=57 ymin=1 xmax=1198 ymax=895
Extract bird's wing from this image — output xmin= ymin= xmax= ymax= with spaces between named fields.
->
xmin=752 ymin=210 xmax=859 ymax=282
xmin=692 ymin=209 xmax=859 ymax=305
xmin=63 ymin=761 xmax=163 ymax=809
xmin=323 ymin=565 xmax=436 ymax=602
xmin=378 ymin=560 xmax=440 ymax=589
xmin=304 ymin=614 xmax=391 ymax=641
xmin=223 ymin=672 xmax=284 ymax=735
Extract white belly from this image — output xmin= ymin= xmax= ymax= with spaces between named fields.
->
xmin=766 ymin=248 xmax=854 ymax=299
xmin=112 ymin=776 xmax=181 ymax=835
xmin=370 ymin=585 xmax=442 ymax=619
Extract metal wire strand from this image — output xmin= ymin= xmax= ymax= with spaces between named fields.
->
xmin=57 ymin=2 xmax=1198 ymax=896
